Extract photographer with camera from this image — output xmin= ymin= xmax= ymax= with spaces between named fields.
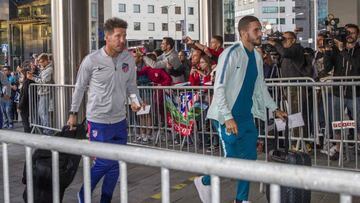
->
xmin=268 ymin=31 xmax=313 ymax=78
xmin=268 ymin=31 xmax=314 ymax=142
xmin=322 ymin=23 xmax=360 ymax=160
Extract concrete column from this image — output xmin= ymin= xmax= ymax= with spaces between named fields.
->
xmin=199 ymin=0 xmax=223 ymax=45
xmin=51 ymin=0 xmax=89 ymax=127
xmin=199 ymin=0 xmax=210 ymax=45
xmin=211 ymin=0 xmax=223 ymax=37
xmin=51 ymin=0 xmax=89 ymax=85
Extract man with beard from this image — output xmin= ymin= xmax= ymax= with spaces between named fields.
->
xmin=67 ymin=17 xmax=143 ymax=203
xmin=323 ymin=23 xmax=360 ymax=160
xmin=194 ymin=16 xmax=287 ymax=203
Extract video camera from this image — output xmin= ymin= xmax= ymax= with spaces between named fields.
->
xmin=264 ymin=31 xmax=284 ymax=43
xmin=261 ymin=31 xmax=283 ymax=56
xmin=323 ymin=14 xmax=350 ymax=47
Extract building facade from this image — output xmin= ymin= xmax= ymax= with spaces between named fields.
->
xmin=0 ymin=0 xmax=51 ymax=68
xmin=294 ymin=0 xmax=313 ymax=47
xmin=235 ymin=0 xmax=296 ymax=41
xmin=104 ymin=0 xmax=199 ymax=51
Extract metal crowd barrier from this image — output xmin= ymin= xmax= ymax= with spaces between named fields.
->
xmin=263 ymin=81 xmax=360 ymax=171
xmin=29 ymin=83 xmax=86 ymax=134
xmin=28 ymin=78 xmax=360 ymax=171
xmin=1 ymin=130 xmax=360 ymax=203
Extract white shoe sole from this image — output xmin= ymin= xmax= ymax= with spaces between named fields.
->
xmin=194 ymin=176 xmax=211 ymax=203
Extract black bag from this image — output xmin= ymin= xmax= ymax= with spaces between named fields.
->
xmin=22 ymin=121 xmax=87 ymax=203
xmin=266 ymin=120 xmax=312 ymax=203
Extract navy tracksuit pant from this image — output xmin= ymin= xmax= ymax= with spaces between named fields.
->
xmin=78 ymin=119 xmax=127 ymax=203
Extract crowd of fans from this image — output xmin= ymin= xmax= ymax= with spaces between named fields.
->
xmin=0 ymin=53 xmax=54 ymax=133
xmin=1 ymin=23 xmax=359 ymax=161
xmin=131 ymin=23 xmax=360 ymax=160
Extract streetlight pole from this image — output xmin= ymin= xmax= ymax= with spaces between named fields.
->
xmin=277 ymin=0 xmax=280 ymax=31
xmin=184 ymin=0 xmax=187 ymax=50
xmin=314 ymin=0 xmax=318 ymax=49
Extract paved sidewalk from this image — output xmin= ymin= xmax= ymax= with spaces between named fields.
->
xmin=0 ymin=123 xmax=359 ymax=203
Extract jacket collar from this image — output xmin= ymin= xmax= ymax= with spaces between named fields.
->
xmin=237 ymin=40 xmax=262 ymax=64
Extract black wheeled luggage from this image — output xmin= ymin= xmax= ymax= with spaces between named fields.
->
xmin=22 ymin=121 xmax=87 ymax=203
xmin=266 ymin=120 xmax=311 ymax=203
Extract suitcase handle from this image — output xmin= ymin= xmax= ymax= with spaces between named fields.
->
xmin=272 ymin=82 xmax=290 ymax=153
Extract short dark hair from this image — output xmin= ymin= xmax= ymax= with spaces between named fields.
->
xmin=3 ymin=65 xmax=10 ymax=70
xmin=37 ymin=53 xmax=49 ymax=62
xmin=345 ymin=24 xmax=360 ymax=35
xmin=284 ymin=31 xmax=297 ymax=39
xmin=317 ymin=32 xmax=327 ymax=38
xmin=146 ymin=53 xmax=157 ymax=61
xmin=212 ymin=35 xmax=223 ymax=46
xmin=104 ymin=17 xmax=128 ymax=34
xmin=238 ymin=16 xmax=260 ymax=36
xmin=163 ymin=37 xmax=175 ymax=49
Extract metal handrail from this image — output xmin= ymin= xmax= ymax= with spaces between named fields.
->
xmin=1 ymin=130 xmax=360 ymax=203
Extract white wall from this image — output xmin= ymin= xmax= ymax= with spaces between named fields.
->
xmin=104 ymin=0 xmax=199 ymax=41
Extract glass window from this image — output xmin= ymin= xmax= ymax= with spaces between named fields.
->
xmin=224 ymin=0 xmax=235 ymax=42
xmin=148 ymin=5 xmax=154 ymax=13
xmin=262 ymin=6 xmax=285 ymax=13
xmin=262 ymin=18 xmax=278 ymax=25
xmin=188 ymin=24 xmax=194 ymax=32
xmin=134 ymin=22 xmax=141 ymax=31
xmin=176 ymin=23 xmax=182 ymax=31
xmin=162 ymin=23 xmax=168 ymax=31
xmin=148 ymin=22 xmax=155 ymax=31
xmin=91 ymin=3 xmax=97 ymax=18
xmin=118 ymin=4 xmax=126 ymax=12
xmin=133 ymin=4 xmax=140 ymax=13
xmin=188 ymin=7 xmax=194 ymax=15
xmin=175 ymin=6 xmax=181 ymax=14
xmin=161 ymin=6 xmax=168 ymax=14
xmin=280 ymin=18 xmax=285 ymax=24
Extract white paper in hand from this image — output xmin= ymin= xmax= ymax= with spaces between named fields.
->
xmin=275 ymin=112 xmax=305 ymax=131
xmin=288 ymin=112 xmax=305 ymax=128
xmin=275 ymin=119 xmax=286 ymax=131
xmin=136 ymin=105 xmax=151 ymax=115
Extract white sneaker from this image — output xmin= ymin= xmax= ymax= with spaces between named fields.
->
xmin=320 ymin=145 xmax=337 ymax=156
xmin=139 ymin=134 xmax=148 ymax=143
xmin=194 ymin=176 xmax=211 ymax=203
xmin=135 ymin=135 xmax=142 ymax=142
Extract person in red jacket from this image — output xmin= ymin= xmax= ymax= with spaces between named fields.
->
xmin=137 ymin=54 xmax=172 ymax=86
xmin=185 ymin=35 xmax=224 ymax=64
xmin=137 ymin=53 xmax=172 ymax=139
xmin=189 ymin=55 xmax=212 ymax=86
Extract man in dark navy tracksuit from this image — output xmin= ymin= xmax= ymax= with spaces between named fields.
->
xmin=67 ymin=18 xmax=143 ymax=203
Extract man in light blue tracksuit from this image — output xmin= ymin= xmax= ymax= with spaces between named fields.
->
xmin=194 ymin=16 xmax=287 ymax=203
xmin=67 ymin=18 xmax=143 ymax=203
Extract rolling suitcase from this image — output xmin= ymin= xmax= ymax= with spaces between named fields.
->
xmin=266 ymin=120 xmax=311 ymax=203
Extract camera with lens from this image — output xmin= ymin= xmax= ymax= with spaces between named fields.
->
xmin=262 ymin=43 xmax=277 ymax=54
xmin=264 ymin=31 xmax=284 ymax=43
xmin=260 ymin=43 xmax=280 ymax=64
xmin=323 ymin=14 xmax=350 ymax=47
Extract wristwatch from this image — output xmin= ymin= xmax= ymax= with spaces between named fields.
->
xmin=69 ymin=111 xmax=78 ymax=116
